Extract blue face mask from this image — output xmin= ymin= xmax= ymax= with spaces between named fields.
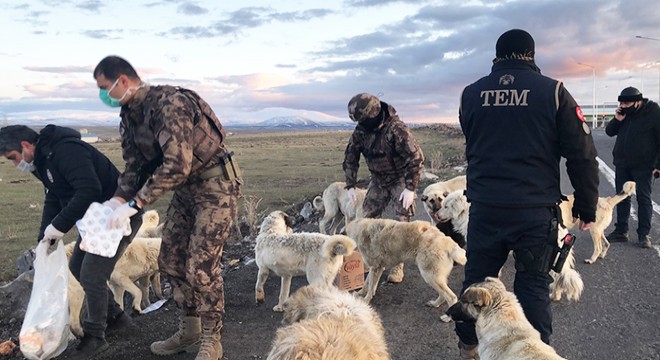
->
xmin=99 ymin=79 xmax=122 ymax=107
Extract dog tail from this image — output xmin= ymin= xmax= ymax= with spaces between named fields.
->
xmin=450 ymin=248 xmax=467 ymax=266
xmin=552 ymin=248 xmax=584 ymax=302
xmin=322 ymin=235 xmax=357 ymax=258
xmin=142 ymin=210 xmax=160 ymax=228
xmin=313 ymin=195 xmax=324 ymax=211
xmin=606 ymin=181 xmax=636 ymax=207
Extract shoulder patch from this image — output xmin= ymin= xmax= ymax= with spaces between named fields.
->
xmin=575 ymin=106 xmax=585 ymax=122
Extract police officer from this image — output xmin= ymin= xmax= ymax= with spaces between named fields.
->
xmin=0 ymin=124 xmax=141 ymax=359
xmin=455 ymin=29 xmax=599 ymax=359
xmin=605 ymin=87 xmax=660 ymax=248
xmin=94 ymin=55 xmax=242 ymax=360
xmin=343 ymin=93 xmax=424 ymax=283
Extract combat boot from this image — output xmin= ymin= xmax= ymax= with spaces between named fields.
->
xmin=387 ymin=262 xmax=405 ymax=283
xmin=196 ymin=317 xmax=223 ymax=360
xmin=150 ymin=315 xmax=201 ymax=355
xmin=458 ymin=340 xmax=480 ymax=360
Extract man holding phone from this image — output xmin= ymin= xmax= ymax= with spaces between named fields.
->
xmin=605 ymin=87 xmax=660 ymax=248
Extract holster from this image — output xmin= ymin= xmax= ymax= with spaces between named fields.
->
xmin=513 ymin=212 xmax=560 ymax=274
xmin=199 ymin=151 xmax=241 ymax=181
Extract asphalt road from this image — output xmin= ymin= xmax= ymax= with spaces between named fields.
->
xmin=549 ymin=129 xmax=660 ymax=359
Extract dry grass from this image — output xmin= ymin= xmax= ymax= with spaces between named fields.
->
xmin=0 ymin=126 xmax=464 ymax=282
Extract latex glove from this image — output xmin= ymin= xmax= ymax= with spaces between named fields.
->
xmin=103 ymin=197 xmax=123 ymax=210
xmin=347 ymin=188 xmax=359 ymax=207
xmin=108 ymin=203 xmax=138 ymax=230
xmin=42 ymin=224 xmax=64 ymax=245
xmin=399 ymin=188 xmax=416 ymax=209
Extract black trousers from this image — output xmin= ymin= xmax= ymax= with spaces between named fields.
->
xmin=455 ymin=202 xmax=554 ymax=345
xmin=614 ymin=166 xmax=653 ymax=238
xmin=69 ymin=214 xmax=142 ymax=338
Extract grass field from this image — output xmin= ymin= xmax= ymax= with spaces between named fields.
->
xmin=0 ymin=127 xmax=465 ymax=282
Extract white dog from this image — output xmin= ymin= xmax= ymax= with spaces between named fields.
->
xmin=446 ymin=277 xmax=567 ymax=360
xmin=255 ymin=211 xmax=357 ymax=312
xmin=268 ymin=284 xmax=390 ymax=360
xmin=435 ymin=190 xmax=584 ymax=302
xmin=421 ymin=175 xmax=467 ymax=223
xmin=313 ymin=181 xmax=366 ymax=234
xmin=345 ymin=218 xmax=466 ymax=310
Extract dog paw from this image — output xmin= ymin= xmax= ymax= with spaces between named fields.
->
xmin=439 ymin=314 xmax=453 ymax=323
xmin=425 ymin=300 xmax=441 ymax=308
xmin=273 ymin=305 xmax=284 ymax=312
xmin=583 ymin=259 xmax=595 ymax=264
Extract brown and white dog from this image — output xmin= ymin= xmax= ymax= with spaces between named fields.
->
xmin=446 ymin=277 xmax=567 ymax=360
xmin=345 ymin=218 xmax=466 ymax=311
xmin=267 ymin=284 xmax=390 ymax=360
xmin=435 ymin=190 xmax=584 ymax=302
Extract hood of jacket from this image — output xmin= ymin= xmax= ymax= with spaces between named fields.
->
xmin=35 ymin=125 xmax=82 ymax=162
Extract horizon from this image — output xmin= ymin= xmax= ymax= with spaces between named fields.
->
xmin=1 ymin=0 xmax=659 ymax=125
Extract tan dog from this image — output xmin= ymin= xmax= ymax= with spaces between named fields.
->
xmin=135 ymin=209 xmax=163 ymax=238
xmin=446 ymin=277 xmax=566 ymax=360
xmin=63 ymin=242 xmax=85 ymax=337
xmin=345 ymin=218 xmax=466 ymax=310
xmin=436 ymin=190 xmax=584 ymax=302
xmin=313 ymin=181 xmax=366 ymax=234
xmin=108 ymin=237 xmax=163 ymax=313
xmin=255 ymin=211 xmax=357 ymax=312
xmin=559 ymin=181 xmax=636 ymax=264
xmin=420 ymin=175 xmax=466 ymax=223
xmin=268 ymin=285 xmax=390 ymax=360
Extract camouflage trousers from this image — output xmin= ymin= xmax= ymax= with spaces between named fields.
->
xmin=159 ymin=176 xmax=241 ymax=320
xmin=362 ymin=178 xmax=415 ymax=221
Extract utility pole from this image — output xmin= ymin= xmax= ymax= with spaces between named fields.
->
xmin=578 ymin=62 xmax=596 ymax=128
xmin=635 ymin=36 xmax=660 ymax=102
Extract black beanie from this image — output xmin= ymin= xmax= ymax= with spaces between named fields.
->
xmin=496 ymin=29 xmax=535 ymax=58
xmin=617 ymin=87 xmax=643 ymax=102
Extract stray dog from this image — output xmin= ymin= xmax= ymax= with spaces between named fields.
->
xmin=268 ymin=284 xmax=390 ymax=360
xmin=421 ymin=175 xmax=467 ymax=247
xmin=559 ymin=181 xmax=636 ymax=264
xmin=446 ymin=277 xmax=567 ymax=360
xmin=313 ymin=181 xmax=366 ymax=234
xmin=108 ymin=237 xmax=163 ymax=313
xmin=255 ymin=211 xmax=357 ymax=312
xmin=421 ymin=175 xmax=467 ymax=222
xmin=436 ymin=190 xmax=583 ymax=302
xmin=345 ymin=218 xmax=466 ymax=311
xmin=135 ymin=209 xmax=163 ymax=238
xmin=64 ymin=242 xmax=85 ymax=337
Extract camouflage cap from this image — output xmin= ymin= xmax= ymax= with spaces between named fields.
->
xmin=347 ymin=93 xmax=381 ymax=122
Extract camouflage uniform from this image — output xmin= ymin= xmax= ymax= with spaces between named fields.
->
xmin=116 ymin=85 xmax=241 ymax=322
xmin=343 ymin=93 xmax=424 ymax=221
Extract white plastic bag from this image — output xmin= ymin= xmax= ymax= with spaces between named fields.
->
xmin=76 ymin=202 xmax=131 ymax=258
xmin=19 ymin=240 xmax=70 ymax=360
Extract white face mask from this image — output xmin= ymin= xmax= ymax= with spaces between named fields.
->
xmin=17 ymin=159 xmax=35 ymax=172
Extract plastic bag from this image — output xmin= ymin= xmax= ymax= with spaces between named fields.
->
xmin=19 ymin=240 xmax=70 ymax=360
xmin=76 ymin=202 xmax=131 ymax=258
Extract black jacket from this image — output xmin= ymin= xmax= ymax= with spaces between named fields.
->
xmin=605 ymin=99 xmax=660 ymax=170
xmin=33 ymin=125 xmax=119 ymax=241
xmin=460 ymin=59 xmax=599 ymax=222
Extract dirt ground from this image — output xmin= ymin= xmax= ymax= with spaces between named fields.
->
xmin=2 ymin=172 xmax=473 ymax=360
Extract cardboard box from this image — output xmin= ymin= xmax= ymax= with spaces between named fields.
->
xmin=334 ymin=251 xmax=365 ymax=291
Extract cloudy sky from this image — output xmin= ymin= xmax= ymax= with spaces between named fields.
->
xmin=1 ymin=0 xmax=659 ymax=125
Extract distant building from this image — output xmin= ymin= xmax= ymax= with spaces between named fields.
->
xmin=80 ymin=129 xmax=99 ymax=143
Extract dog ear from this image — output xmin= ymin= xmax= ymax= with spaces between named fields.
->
xmin=462 ymin=287 xmax=492 ymax=308
xmin=283 ymin=212 xmax=294 ymax=229
xmin=421 ymin=195 xmax=428 ymax=202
